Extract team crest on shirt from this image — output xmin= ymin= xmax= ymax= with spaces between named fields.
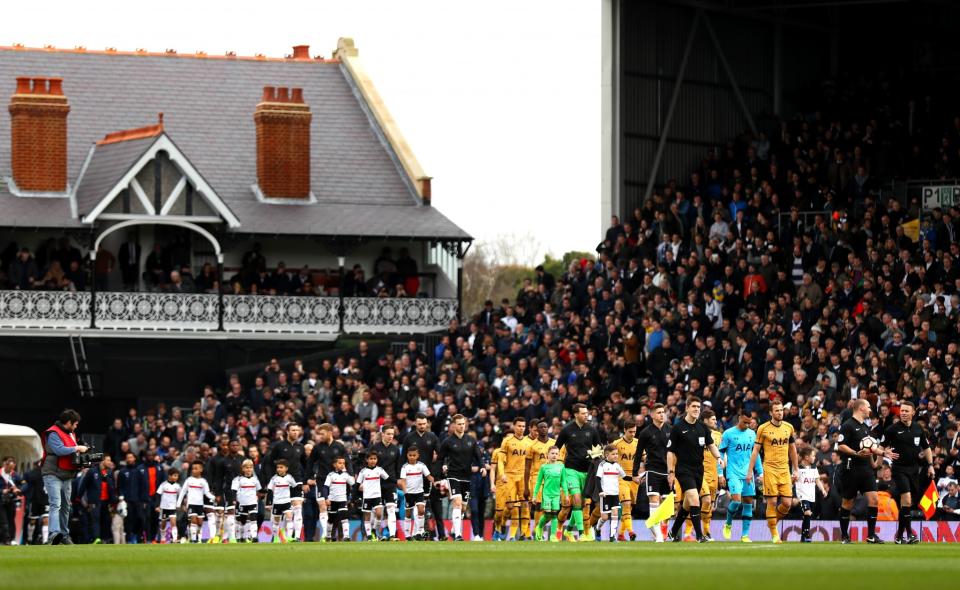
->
xmin=914 ymin=437 xmax=921 ymax=446
xmin=698 ymin=437 xmax=705 ymax=446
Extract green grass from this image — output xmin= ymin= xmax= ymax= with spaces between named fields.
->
xmin=2 ymin=543 xmax=958 ymax=589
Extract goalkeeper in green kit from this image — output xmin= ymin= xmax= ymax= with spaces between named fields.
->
xmin=533 ymin=446 xmax=564 ymax=541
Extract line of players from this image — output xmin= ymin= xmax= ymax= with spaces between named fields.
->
xmin=150 ymin=416 xmax=485 ymax=543
xmin=497 ymin=397 xmax=933 ymax=544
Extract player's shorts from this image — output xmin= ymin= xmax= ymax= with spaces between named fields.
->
xmin=701 ymin=470 xmax=719 ymax=496
xmin=361 ymin=497 xmax=383 ymax=512
xmin=448 ymin=478 xmax=471 ymax=501
xmin=645 ymin=471 xmax=671 ymax=497
xmin=160 ymin=508 xmax=178 ymax=519
xmin=405 ymin=492 xmax=425 ymax=506
xmin=892 ymin=466 xmax=921 ymax=499
xmin=727 ymin=477 xmax=757 ymax=498
xmin=187 ymin=504 xmax=205 ymax=517
xmin=600 ymin=495 xmax=620 ymax=514
xmin=561 ymin=468 xmax=588 ymax=496
xmin=221 ymin=491 xmax=236 ymax=510
xmin=272 ymin=502 xmax=292 ymax=516
xmin=619 ymin=479 xmax=639 ymax=503
xmin=540 ymin=494 xmax=561 ymax=512
xmin=676 ymin=469 xmax=703 ymax=494
xmin=503 ymin=475 xmax=526 ymax=504
xmin=236 ymin=504 xmax=258 ymax=518
xmin=841 ymin=466 xmax=877 ymax=500
xmin=30 ymin=503 xmax=49 ymax=518
xmin=329 ymin=500 xmax=349 ymax=513
xmin=763 ymin=469 xmax=793 ymax=498
xmin=381 ymin=482 xmax=398 ymax=505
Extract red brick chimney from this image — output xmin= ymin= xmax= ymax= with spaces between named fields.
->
xmin=9 ymin=76 xmax=70 ymax=192
xmin=254 ymin=85 xmax=312 ymax=199
xmin=291 ymin=45 xmax=310 ymax=60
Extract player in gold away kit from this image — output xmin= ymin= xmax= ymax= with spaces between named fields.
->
xmin=611 ymin=419 xmax=638 ymax=540
xmin=491 ymin=447 xmax=509 ymax=540
xmin=687 ymin=409 xmax=724 ymax=540
xmin=525 ymin=419 xmax=555 ymax=540
xmin=748 ymin=400 xmax=798 ymax=543
xmin=498 ymin=417 xmax=532 ymax=540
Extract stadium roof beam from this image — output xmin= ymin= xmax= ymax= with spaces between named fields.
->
xmin=642 ymin=9 xmax=701 ymax=203
xmin=701 ymin=13 xmax=758 ymax=136
xmin=662 ymin=0 xmax=828 ymax=31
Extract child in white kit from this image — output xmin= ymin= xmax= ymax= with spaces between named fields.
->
xmin=231 ymin=459 xmax=262 ymax=543
xmin=356 ymin=451 xmax=389 ymax=541
xmin=155 ymin=469 xmax=182 ymax=543
xmin=322 ymin=456 xmax=355 ymax=542
xmin=267 ymin=459 xmax=298 ymax=543
xmin=176 ymin=461 xmax=215 ymax=543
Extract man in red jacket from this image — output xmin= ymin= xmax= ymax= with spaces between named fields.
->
xmin=41 ymin=409 xmax=89 ymax=545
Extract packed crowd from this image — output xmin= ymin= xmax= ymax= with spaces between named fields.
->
xmin=5 ymin=77 xmax=960 ymax=545
xmin=0 ymin=238 xmax=421 ymax=298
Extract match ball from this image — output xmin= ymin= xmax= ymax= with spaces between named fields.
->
xmin=859 ymin=436 xmax=878 ymax=451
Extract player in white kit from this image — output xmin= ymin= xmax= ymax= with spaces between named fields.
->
xmin=230 ymin=460 xmax=262 ymax=543
xmin=322 ymin=456 xmax=355 ymax=542
xmin=357 ymin=452 xmax=390 ymax=541
xmin=155 ymin=469 xmax=182 ymax=543
xmin=398 ymin=445 xmax=434 ymax=540
xmin=795 ymin=447 xmax=819 ymax=543
xmin=267 ymin=460 xmax=298 ymax=543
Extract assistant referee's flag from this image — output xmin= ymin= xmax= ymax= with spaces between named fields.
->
xmin=919 ymin=481 xmax=939 ymax=520
xmin=645 ymin=492 xmax=675 ymax=528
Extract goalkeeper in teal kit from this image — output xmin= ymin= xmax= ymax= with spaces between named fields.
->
xmin=720 ymin=413 xmax=764 ymax=542
xmin=532 ymin=446 xmax=565 ymax=541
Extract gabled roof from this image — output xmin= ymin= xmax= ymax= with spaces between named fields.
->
xmin=0 ymin=45 xmax=470 ymax=240
xmin=75 ymin=131 xmax=241 ymax=227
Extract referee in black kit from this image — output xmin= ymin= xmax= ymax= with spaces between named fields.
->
xmin=666 ymin=396 xmax=722 ymax=543
xmin=881 ymin=401 xmax=934 ymax=544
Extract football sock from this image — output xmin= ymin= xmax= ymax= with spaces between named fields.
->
xmin=572 ymin=507 xmax=584 ymax=532
xmin=292 ymin=505 xmax=303 ymax=540
xmin=802 ymin=512 xmax=811 ymax=537
xmin=741 ymin=502 xmax=753 ymax=538
xmin=867 ymin=506 xmax=878 ymax=538
xmin=620 ymin=509 xmax=631 ymax=536
xmin=42 ymin=523 xmax=49 ymax=544
xmin=509 ymin=505 xmax=519 ymax=539
xmin=319 ymin=511 xmax=329 ymax=539
xmin=386 ymin=504 xmax=397 ymax=537
xmin=416 ymin=512 xmax=425 ymax=536
xmin=207 ymin=512 xmax=218 ymax=538
xmin=670 ymin=507 xmax=688 ymax=538
xmin=520 ymin=503 xmax=531 ymax=538
xmin=701 ymin=500 xmax=713 ymax=533
xmin=726 ymin=501 xmax=742 ymax=526
xmin=689 ymin=506 xmax=703 ymax=539
xmin=611 ymin=508 xmax=620 ymax=539
xmin=452 ymin=506 xmax=463 ymax=537
xmin=341 ymin=517 xmax=350 ymax=540
xmin=285 ymin=515 xmax=294 ymax=539
xmin=549 ymin=516 xmax=559 ymax=537
xmin=900 ymin=508 xmax=912 ymax=538
xmin=839 ymin=507 xmax=851 ymax=538
xmin=226 ymin=514 xmax=237 ymax=541
xmin=170 ymin=521 xmax=178 ymax=543
xmin=537 ymin=513 xmax=549 ymax=532
xmin=766 ymin=504 xmax=778 ymax=537
xmin=363 ymin=518 xmax=372 ymax=537
xmin=189 ymin=523 xmax=199 ymax=542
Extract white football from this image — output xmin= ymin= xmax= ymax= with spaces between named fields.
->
xmin=860 ymin=436 xmax=878 ymax=451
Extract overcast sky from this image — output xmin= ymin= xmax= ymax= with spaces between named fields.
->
xmin=7 ymin=0 xmax=600 ymax=262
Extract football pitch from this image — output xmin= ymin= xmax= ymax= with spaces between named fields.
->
xmin=3 ymin=543 xmax=959 ymax=589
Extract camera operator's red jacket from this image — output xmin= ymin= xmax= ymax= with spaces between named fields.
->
xmin=42 ymin=424 xmax=79 ymax=473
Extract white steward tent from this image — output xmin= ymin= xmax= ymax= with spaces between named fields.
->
xmin=0 ymin=423 xmax=43 ymax=473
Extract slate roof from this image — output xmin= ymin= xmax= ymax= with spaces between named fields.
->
xmin=0 ymin=48 xmax=470 ymax=240
xmin=73 ymin=135 xmax=156 ymax=217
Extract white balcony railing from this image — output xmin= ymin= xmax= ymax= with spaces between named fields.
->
xmin=0 ymin=290 xmax=456 ymax=336
xmin=343 ymin=297 xmax=458 ymax=334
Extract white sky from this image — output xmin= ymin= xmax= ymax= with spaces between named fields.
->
xmin=6 ymin=0 xmax=601 ymax=261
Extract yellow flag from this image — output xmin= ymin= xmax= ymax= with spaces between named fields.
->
xmin=901 ymin=218 xmax=920 ymax=242
xmin=645 ymin=492 xmax=675 ymax=528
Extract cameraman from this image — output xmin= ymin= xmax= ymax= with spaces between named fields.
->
xmin=41 ymin=409 xmax=89 ymax=545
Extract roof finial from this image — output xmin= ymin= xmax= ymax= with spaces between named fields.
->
xmin=158 ymin=112 xmax=164 ymax=128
